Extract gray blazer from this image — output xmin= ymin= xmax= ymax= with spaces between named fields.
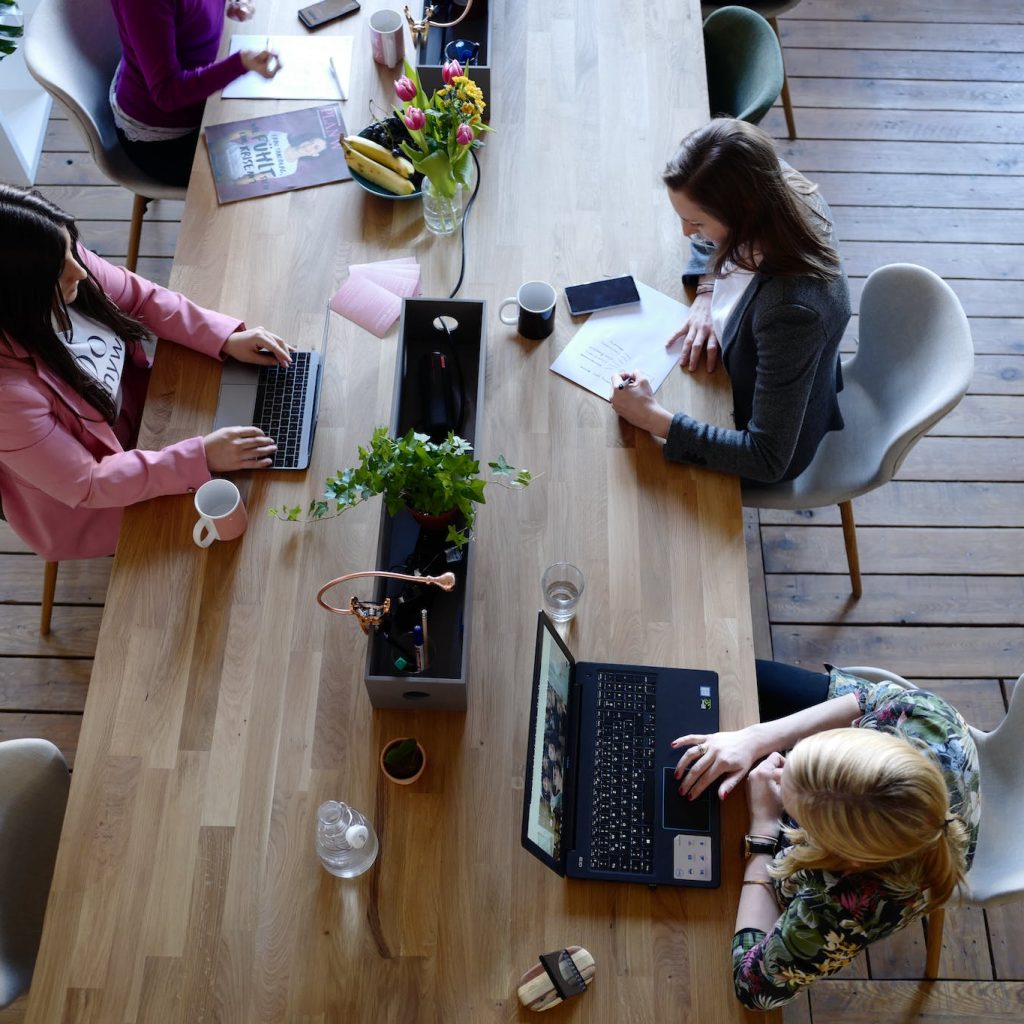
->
xmin=664 ymin=193 xmax=850 ymax=484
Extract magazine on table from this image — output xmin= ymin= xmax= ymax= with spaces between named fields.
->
xmin=204 ymin=103 xmax=350 ymax=204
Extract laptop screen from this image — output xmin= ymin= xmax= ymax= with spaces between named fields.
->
xmin=522 ymin=615 xmax=573 ymax=871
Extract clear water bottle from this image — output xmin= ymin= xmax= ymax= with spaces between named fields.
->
xmin=315 ymin=800 xmax=379 ymax=878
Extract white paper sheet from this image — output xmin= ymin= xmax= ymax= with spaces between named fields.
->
xmin=549 ymin=280 xmax=689 ymax=401
xmin=222 ymin=35 xmax=354 ymax=99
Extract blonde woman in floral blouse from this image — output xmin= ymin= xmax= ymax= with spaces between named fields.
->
xmin=672 ymin=662 xmax=980 ymax=1011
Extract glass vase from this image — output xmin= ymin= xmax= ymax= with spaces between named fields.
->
xmin=421 ymin=176 xmax=468 ymax=237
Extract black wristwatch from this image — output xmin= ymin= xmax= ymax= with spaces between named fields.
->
xmin=743 ymin=834 xmax=778 ymax=858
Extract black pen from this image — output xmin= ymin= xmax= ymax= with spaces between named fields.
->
xmin=615 ymin=376 xmax=636 ymax=391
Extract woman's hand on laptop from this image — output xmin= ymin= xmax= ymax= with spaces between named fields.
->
xmin=222 ymin=327 xmax=294 ymax=367
xmin=203 ymin=425 xmax=277 ymax=470
xmin=671 ymin=727 xmax=761 ymax=801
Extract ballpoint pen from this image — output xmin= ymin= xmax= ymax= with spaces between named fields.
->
xmin=329 ymin=56 xmax=348 ymax=101
xmin=264 ymin=36 xmax=280 ymax=76
xmin=412 ymin=624 xmax=425 ymax=673
xmin=615 ymin=376 xmax=636 ymax=390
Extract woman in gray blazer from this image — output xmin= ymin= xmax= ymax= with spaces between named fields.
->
xmin=611 ymin=119 xmax=850 ymax=484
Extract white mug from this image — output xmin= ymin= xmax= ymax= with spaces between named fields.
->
xmin=369 ymin=9 xmax=405 ymax=69
xmin=193 ymin=479 xmax=248 ymax=548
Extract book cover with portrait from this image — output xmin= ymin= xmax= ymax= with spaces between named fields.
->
xmin=204 ymin=103 xmax=351 ymax=204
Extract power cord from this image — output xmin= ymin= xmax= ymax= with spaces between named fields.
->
xmin=448 ymin=148 xmax=482 ymax=299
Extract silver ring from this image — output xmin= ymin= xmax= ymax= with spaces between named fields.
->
xmin=697 ymin=743 xmax=706 ymax=757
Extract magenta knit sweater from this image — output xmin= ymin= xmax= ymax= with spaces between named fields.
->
xmin=111 ymin=0 xmax=247 ymax=129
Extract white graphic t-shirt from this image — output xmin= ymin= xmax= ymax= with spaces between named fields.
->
xmin=59 ymin=308 xmax=127 ymax=413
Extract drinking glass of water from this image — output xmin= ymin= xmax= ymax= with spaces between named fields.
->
xmin=542 ymin=563 xmax=585 ymax=623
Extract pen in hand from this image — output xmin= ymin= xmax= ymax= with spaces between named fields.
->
xmin=615 ymin=376 xmax=636 ymax=391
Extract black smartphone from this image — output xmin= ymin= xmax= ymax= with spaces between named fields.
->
xmin=298 ymin=0 xmax=361 ymax=30
xmin=564 ymin=275 xmax=641 ymax=316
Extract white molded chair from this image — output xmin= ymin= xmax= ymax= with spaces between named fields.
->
xmin=0 ymin=739 xmax=70 ymax=1007
xmin=744 ymin=264 xmax=974 ymax=597
xmin=22 ymin=0 xmax=186 ymax=271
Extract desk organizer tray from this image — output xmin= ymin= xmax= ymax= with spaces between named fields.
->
xmin=364 ymin=298 xmax=486 ymax=710
xmin=414 ymin=0 xmax=492 ymax=107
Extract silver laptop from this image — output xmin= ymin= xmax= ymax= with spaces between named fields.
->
xmin=212 ymin=304 xmax=331 ymax=471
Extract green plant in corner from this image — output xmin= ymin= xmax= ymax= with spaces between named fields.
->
xmin=0 ymin=1 xmax=24 ymax=62
xmin=269 ymin=427 xmax=531 ymax=549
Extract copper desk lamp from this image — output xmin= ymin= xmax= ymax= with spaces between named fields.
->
xmin=403 ymin=0 xmax=475 ymax=49
xmin=317 ymin=570 xmax=456 ymax=634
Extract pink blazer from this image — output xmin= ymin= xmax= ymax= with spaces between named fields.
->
xmin=0 ymin=248 xmax=242 ymax=561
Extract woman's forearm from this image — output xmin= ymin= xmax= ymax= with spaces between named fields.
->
xmin=749 ymin=692 xmax=860 ymax=759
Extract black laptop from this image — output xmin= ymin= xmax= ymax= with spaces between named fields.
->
xmin=211 ymin=303 xmax=331 ymax=470
xmin=521 ymin=611 xmax=721 ymax=887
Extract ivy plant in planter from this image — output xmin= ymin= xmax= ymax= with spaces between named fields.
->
xmin=270 ymin=427 xmax=530 ymax=549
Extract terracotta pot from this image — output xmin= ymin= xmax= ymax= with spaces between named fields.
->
xmin=380 ymin=737 xmax=426 ymax=785
xmin=407 ymin=506 xmax=458 ymax=531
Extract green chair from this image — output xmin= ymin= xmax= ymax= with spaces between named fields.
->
xmin=702 ymin=1 xmax=801 ymax=138
xmin=702 ymin=5 xmax=785 ymax=128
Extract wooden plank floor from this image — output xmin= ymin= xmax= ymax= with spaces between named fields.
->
xmin=2 ymin=0 xmax=1023 ymax=1018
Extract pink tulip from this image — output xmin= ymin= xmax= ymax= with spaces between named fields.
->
xmin=441 ymin=59 xmax=463 ymax=85
xmin=403 ymin=106 xmax=426 ymax=131
xmin=394 ymin=76 xmax=417 ymax=102
xmin=456 ymin=123 xmax=474 ymax=146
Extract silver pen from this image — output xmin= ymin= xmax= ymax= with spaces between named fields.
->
xmin=329 ymin=56 xmax=347 ymax=101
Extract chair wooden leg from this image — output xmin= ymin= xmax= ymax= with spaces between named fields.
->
xmin=41 ymin=560 xmax=58 ymax=636
xmin=925 ymin=907 xmax=945 ymax=979
xmin=769 ymin=17 xmax=797 ymax=140
xmin=838 ymin=500 xmax=862 ymax=598
xmin=127 ymin=194 xmax=149 ymax=273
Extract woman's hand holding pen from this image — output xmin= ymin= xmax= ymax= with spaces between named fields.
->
xmin=610 ymin=370 xmax=673 ymax=440
xmin=222 ymin=327 xmax=294 ymax=367
xmin=240 ymin=48 xmax=282 ymax=79
xmin=666 ymin=291 xmax=719 ymax=373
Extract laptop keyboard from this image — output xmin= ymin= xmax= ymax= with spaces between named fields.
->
xmin=589 ymin=670 xmax=657 ymax=874
xmin=253 ymin=352 xmax=311 ymax=469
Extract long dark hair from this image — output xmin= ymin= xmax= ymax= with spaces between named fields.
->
xmin=662 ymin=118 xmax=841 ymax=280
xmin=0 ymin=184 xmax=149 ymax=425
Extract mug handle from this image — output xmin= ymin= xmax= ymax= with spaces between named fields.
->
xmin=499 ymin=297 xmax=519 ymax=325
xmin=193 ymin=518 xmax=216 ymax=548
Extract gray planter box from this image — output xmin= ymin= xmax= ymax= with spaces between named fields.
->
xmin=363 ymin=298 xmax=486 ymax=710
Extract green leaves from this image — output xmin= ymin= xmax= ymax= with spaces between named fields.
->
xmin=0 ymin=0 xmax=23 ymax=60
xmin=269 ymin=427 xmax=530 ymax=549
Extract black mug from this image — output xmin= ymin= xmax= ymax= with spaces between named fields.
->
xmin=499 ymin=281 xmax=557 ymax=341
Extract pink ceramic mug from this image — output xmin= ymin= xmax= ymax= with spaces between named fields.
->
xmin=193 ymin=479 xmax=248 ymax=547
xmin=369 ymin=9 xmax=405 ymax=68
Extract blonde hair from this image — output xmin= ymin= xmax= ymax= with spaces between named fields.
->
xmin=772 ymin=729 xmax=969 ymax=912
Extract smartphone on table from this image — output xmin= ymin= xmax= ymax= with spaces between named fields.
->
xmin=298 ymin=0 xmax=361 ymax=30
xmin=564 ymin=275 xmax=641 ymax=316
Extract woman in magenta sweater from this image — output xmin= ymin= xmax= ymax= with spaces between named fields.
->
xmin=110 ymin=0 xmax=280 ymax=187
xmin=0 ymin=186 xmax=290 ymax=561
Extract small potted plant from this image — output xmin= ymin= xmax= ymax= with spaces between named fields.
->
xmin=270 ymin=426 xmax=530 ymax=550
xmin=380 ymin=737 xmax=426 ymax=785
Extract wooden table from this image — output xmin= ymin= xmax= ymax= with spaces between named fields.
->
xmin=27 ymin=1 xmax=766 ymax=1020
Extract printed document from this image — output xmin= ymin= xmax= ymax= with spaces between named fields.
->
xmin=550 ymin=280 xmax=688 ymax=400
xmin=223 ymin=35 xmax=354 ymax=99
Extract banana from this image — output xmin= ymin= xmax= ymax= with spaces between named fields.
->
xmin=342 ymin=140 xmax=416 ymax=196
xmin=343 ymin=135 xmax=414 ymax=179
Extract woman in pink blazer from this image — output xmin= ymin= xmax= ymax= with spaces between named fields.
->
xmin=0 ymin=185 xmax=290 ymax=561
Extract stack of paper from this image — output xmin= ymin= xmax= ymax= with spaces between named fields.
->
xmin=330 ymin=258 xmax=422 ymax=338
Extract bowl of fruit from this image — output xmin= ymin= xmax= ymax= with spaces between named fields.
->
xmin=343 ymin=116 xmax=423 ymax=199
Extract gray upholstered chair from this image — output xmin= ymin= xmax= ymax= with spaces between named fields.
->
xmin=22 ymin=0 xmax=186 ymax=272
xmin=0 ymin=738 xmax=70 ymax=1007
xmin=702 ymin=5 xmax=785 ymax=128
xmin=702 ymin=1 xmax=801 ymax=138
xmin=743 ymin=264 xmax=974 ymax=597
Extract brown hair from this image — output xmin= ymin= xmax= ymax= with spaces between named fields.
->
xmin=773 ymin=729 xmax=969 ymax=912
xmin=662 ymin=118 xmax=841 ymax=280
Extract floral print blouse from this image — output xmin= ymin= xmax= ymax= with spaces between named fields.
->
xmin=732 ymin=668 xmax=981 ymax=1010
